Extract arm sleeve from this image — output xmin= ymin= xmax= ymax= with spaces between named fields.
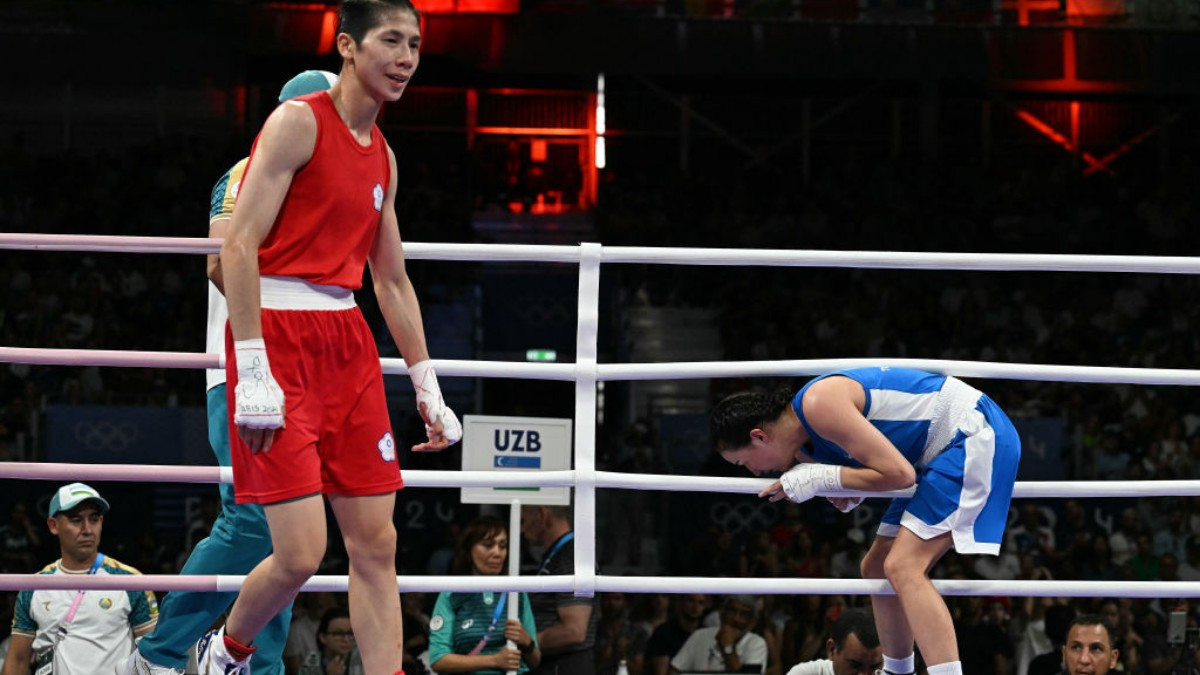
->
xmin=742 ymin=634 xmax=769 ymax=671
xmin=128 ymin=589 xmax=159 ymax=633
xmin=11 ymin=590 xmax=36 ymax=636
xmin=428 ymin=592 xmax=457 ymax=666
xmin=210 ymin=159 xmax=248 ymax=224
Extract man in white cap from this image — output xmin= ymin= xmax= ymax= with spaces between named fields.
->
xmin=118 ymin=69 xmax=339 ymax=675
xmin=1 ymin=483 xmax=158 ymax=675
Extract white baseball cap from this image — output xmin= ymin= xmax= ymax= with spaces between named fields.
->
xmin=48 ymin=483 xmax=110 ymax=516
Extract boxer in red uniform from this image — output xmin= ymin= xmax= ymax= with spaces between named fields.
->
xmin=195 ymin=2 xmax=460 ymax=674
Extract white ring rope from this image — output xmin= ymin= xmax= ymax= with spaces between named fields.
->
xmin=5 ymin=233 xmax=1200 ymax=273
xmin=4 ymin=233 xmax=1196 ymax=598
xmin=2 ymin=462 xmax=1200 ymax=499
xmin=3 ymin=349 xmax=1200 ymax=387
xmin=3 ymin=573 xmax=1200 ymax=599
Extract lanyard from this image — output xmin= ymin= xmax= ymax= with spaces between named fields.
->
xmin=63 ymin=553 xmax=105 ymax=626
xmin=467 ymin=592 xmax=509 ymax=656
xmin=537 ymin=533 xmax=574 ymax=575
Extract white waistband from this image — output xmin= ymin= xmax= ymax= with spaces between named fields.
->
xmin=920 ymin=376 xmax=984 ymax=466
xmin=260 ymin=276 xmax=356 ymax=310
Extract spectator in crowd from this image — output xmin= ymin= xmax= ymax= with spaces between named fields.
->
xmin=779 ymin=596 xmax=829 ymax=668
xmin=740 ymin=531 xmax=781 ymax=578
xmin=296 ymin=607 xmax=362 ymax=675
xmin=1153 ymin=505 xmax=1189 ymax=560
xmin=783 ymin=530 xmax=826 ymax=579
xmin=645 ymin=594 xmax=709 ymax=675
xmin=1054 ymin=505 xmax=1096 ymax=579
xmin=401 ymin=592 xmax=432 ymax=674
xmin=1177 ymin=538 xmax=1200 ymax=581
xmin=428 ymin=515 xmax=539 ymax=674
xmin=1061 ymin=615 xmax=1119 ymax=675
xmin=1138 ymin=609 xmax=1182 ymax=674
xmin=744 ymin=596 xmax=784 ymax=675
xmin=1098 ymin=599 xmax=1142 ymax=672
xmin=670 ymin=595 xmax=767 ymax=674
xmin=1 ymin=483 xmax=158 ymax=675
xmin=629 ymin=594 xmax=671 ymax=642
xmin=1129 ymin=534 xmax=1161 ymax=581
xmin=595 ymin=592 xmax=647 ymax=675
xmin=284 ymin=593 xmax=342 ymax=674
xmin=828 ymin=529 xmax=867 ymax=580
xmin=522 ymin=505 xmax=598 ymax=675
xmin=974 ymin=540 xmax=1020 ymax=581
xmin=1027 ymin=604 xmax=1076 ymax=675
xmin=1078 ymin=534 xmax=1120 ymax=581
xmin=1109 ymin=507 xmax=1142 ymax=567
xmin=784 ymin=607 xmax=881 ymax=675
xmin=0 ymin=502 xmax=41 ymax=574
xmin=952 ymin=597 xmax=1013 ymax=675
xmin=1006 ymin=505 xmax=1056 ymax=559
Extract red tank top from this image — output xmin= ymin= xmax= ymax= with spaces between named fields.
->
xmin=251 ymin=91 xmax=390 ymax=290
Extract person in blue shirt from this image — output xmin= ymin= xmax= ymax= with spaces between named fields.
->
xmin=711 ymin=367 xmax=1022 ymax=675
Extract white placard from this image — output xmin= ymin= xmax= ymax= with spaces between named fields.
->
xmin=461 ymin=415 xmax=572 ymax=505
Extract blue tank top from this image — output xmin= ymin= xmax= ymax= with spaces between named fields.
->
xmin=793 ymin=367 xmax=982 ymax=469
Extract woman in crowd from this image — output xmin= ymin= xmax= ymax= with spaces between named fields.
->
xmin=428 ymin=516 xmax=541 ymax=674
xmin=297 ymin=607 xmax=362 ymax=675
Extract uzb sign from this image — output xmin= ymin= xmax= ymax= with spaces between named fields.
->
xmin=462 ymin=415 xmax=571 ymax=505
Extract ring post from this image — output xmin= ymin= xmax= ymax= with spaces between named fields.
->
xmin=573 ymin=243 xmax=602 ymax=598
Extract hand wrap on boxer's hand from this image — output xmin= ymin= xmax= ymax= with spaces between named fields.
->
xmin=233 ymin=338 xmax=285 ymax=429
xmin=408 ymin=360 xmax=462 ymax=444
xmin=779 ymin=463 xmax=843 ymax=504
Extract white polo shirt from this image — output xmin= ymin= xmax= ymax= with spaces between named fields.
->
xmin=11 ymin=557 xmax=158 ymax=675
xmin=669 ymin=626 xmax=768 ymax=673
xmin=787 ymin=659 xmax=835 ymax=675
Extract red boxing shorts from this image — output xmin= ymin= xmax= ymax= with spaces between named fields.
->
xmin=226 ymin=306 xmax=403 ymax=504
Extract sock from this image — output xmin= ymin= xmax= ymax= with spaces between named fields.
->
xmin=883 ymin=654 xmax=915 ymax=674
xmin=222 ymin=632 xmax=257 ymax=662
xmin=926 ymin=662 xmax=963 ymax=675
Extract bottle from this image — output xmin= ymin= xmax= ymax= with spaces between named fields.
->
xmin=616 ymin=659 xmax=629 ymax=675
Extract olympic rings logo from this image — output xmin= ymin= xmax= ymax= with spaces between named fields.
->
xmin=709 ymin=500 xmax=778 ymax=534
xmin=514 ymin=298 xmax=573 ymax=324
xmin=73 ymin=421 xmax=140 ymax=452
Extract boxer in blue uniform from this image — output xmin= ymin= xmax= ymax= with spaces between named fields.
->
xmin=711 ymin=367 xmax=1021 ymax=675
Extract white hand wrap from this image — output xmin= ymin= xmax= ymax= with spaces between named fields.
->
xmin=779 ymin=463 xmax=843 ymax=504
xmin=233 ymin=338 xmax=285 ymax=429
xmin=408 ymin=360 xmax=462 ymax=444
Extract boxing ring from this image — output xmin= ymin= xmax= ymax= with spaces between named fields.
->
xmin=4 ymin=232 xmax=1200 ymax=600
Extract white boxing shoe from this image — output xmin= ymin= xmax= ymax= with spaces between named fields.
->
xmin=194 ymin=626 xmax=251 ymax=675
